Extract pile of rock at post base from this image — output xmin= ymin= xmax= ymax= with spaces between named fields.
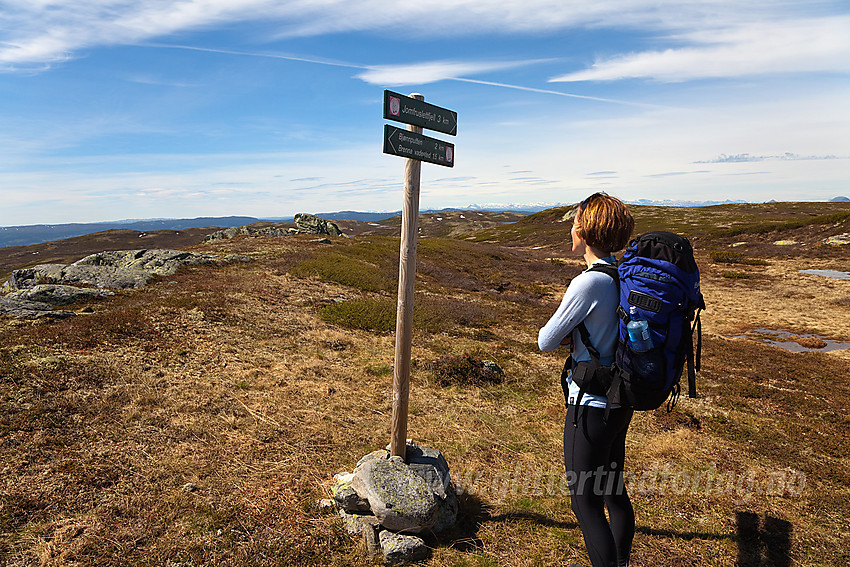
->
xmin=323 ymin=440 xmax=458 ymax=564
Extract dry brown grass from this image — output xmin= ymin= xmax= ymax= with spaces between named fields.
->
xmin=1 ymin=205 xmax=849 ymax=566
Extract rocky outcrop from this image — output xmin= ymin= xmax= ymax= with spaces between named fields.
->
xmin=293 ymin=213 xmax=342 ymax=236
xmin=1 ymin=249 xmax=250 ymax=319
xmin=74 ymin=249 xmax=218 ymax=275
xmin=4 ymin=285 xmax=115 ymax=305
xmin=8 ymin=263 xmax=155 ymax=290
xmin=203 ymin=214 xmax=342 ymax=242
xmin=0 ymin=297 xmax=75 ymax=319
xmin=7 ymin=250 xmax=219 ymax=291
xmin=203 ymin=225 xmax=290 ymax=242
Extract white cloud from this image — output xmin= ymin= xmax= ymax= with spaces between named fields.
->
xmin=551 ymin=16 xmax=850 ymax=82
xmin=355 ymin=60 xmax=541 ymax=86
xmin=3 ymin=1 xmax=845 ymax=70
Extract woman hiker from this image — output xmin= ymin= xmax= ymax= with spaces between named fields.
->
xmin=538 ymin=192 xmax=636 ymax=567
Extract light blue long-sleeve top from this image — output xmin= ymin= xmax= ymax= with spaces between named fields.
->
xmin=538 ymin=257 xmax=619 ymax=408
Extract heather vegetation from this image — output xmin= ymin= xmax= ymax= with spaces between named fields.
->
xmin=1 ymin=203 xmax=849 ymax=566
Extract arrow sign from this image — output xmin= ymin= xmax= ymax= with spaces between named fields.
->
xmin=384 ymin=90 xmax=457 ymax=135
xmin=383 ymin=124 xmax=454 ymax=168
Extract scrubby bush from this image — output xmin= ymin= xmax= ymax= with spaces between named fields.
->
xmin=320 ymin=294 xmax=496 ymax=334
xmin=709 ymin=250 xmax=768 ymax=265
xmin=721 ymin=271 xmax=751 ymax=279
xmin=425 ymin=354 xmax=503 ymax=386
xmin=290 ymin=253 xmax=396 ymax=293
xmin=319 ymin=297 xmax=396 ymax=332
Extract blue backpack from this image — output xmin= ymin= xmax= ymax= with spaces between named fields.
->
xmin=564 ymin=231 xmax=705 ymax=416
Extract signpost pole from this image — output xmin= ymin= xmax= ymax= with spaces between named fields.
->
xmin=390 ymin=93 xmax=424 ymax=460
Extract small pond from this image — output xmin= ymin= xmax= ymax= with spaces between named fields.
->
xmin=798 ymin=269 xmax=850 ymax=280
xmin=728 ymin=328 xmax=850 ymax=353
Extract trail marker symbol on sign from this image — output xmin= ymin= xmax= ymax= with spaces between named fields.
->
xmin=383 ymin=90 xmax=457 ymax=136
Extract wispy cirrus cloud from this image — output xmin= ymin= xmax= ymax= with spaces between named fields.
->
xmin=354 ymin=59 xmax=545 ymax=86
xmin=551 ymin=16 xmax=850 ymax=82
xmin=3 ymin=1 xmax=843 ymax=70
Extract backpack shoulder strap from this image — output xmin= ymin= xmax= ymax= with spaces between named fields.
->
xmin=575 ymin=261 xmax=620 ymax=360
xmin=586 ymin=262 xmax=619 ymax=290
xmin=569 ymin=262 xmax=621 ymax=422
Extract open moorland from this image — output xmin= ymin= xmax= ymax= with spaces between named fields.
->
xmin=1 ymin=202 xmax=849 ymax=566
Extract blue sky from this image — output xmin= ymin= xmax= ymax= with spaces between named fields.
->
xmin=1 ymin=1 xmax=848 ymax=226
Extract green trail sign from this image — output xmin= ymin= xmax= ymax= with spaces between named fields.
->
xmin=383 ymin=125 xmax=454 ymax=168
xmin=384 ymin=90 xmax=457 ymax=135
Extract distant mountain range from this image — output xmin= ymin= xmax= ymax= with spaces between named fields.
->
xmin=0 ymin=209 xmax=533 ymax=247
xmin=0 ymin=216 xmax=258 ymax=248
xmin=3 ymin=198 xmax=848 ymax=248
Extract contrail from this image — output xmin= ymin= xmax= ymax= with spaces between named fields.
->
xmin=147 ymin=43 xmax=649 ymax=107
xmin=146 ymin=43 xmax=365 ymax=70
xmin=449 ymin=77 xmax=654 ymax=107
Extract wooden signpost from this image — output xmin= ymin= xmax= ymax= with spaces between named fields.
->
xmin=383 ymin=91 xmax=457 ymax=459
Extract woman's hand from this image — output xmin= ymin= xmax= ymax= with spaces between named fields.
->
xmin=560 ymin=334 xmax=573 ymax=346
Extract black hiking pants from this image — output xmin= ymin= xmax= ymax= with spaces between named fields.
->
xmin=564 ymin=404 xmax=634 ymax=567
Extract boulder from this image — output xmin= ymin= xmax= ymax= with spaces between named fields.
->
xmin=4 ymin=284 xmax=114 ymax=305
xmin=404 ymin=442 xmax=458 ymax=533
xmin=432 ymin=482 xmax=459 ymax=534
xmin=332 ymin=472 xmax=371 ymax=513
xmin=356 ymin=449 xmax=389 ymax=469
xmin=293 ymin=213 xmax=342 ymax=236
xmin=338 ymin=509 xmax=380 ymax=537
xmin=379 ymin=530 xmax=432 ymax=564
xmin=405 ymin=442 xmax=452 ymax=499
xmin=351 ymin=456 xmax=438 ymax=534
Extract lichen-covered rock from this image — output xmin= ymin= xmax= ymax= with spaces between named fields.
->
xmin=293 ymin=213 xmax=342 ymax=236
xmin=73 ymin=249 xmax=217 ymax=276
xmin=356 ymin=449 xmax=389 ymax=469
xmin=0 ymin=297 xmax=75 ymax=319
xmin=825 ymin=233 xmax=850 ymax=245
xmin=221 ymin=254 xmax=254 ymax=264
xmin=405 ymin=442 xmax=451 ymax=499
xmin=203 ymin=225 xmax=290 ymax=242
xmin=6 ymin=250 xmax=218 ymax=292
xmin=0 ymin=249 xmax=241 ymax=319
xmin=352 ymin=456 xmax=438 ymax=534
xmin=7 ymin=264 xmax=67 ymax=290
xmin=338 ymin=509 xmax=380 ymax=537
xmin=379 ymin=530 xmax=432 ymax=564
xmin=9 ymin=263 xmax=152 ymax=290
xmin=4 ymin=284 xmax=114 ymax=305
xmin=332 ymin=472 xmax=371 ymax=513
xmin=432 ymin=482 xmax=459 ymax=534
xmin=404 ymin=442 xmax=458 ymax=532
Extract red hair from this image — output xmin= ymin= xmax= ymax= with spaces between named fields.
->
xmin=573 ymin=193 xmax=635 ymax=253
